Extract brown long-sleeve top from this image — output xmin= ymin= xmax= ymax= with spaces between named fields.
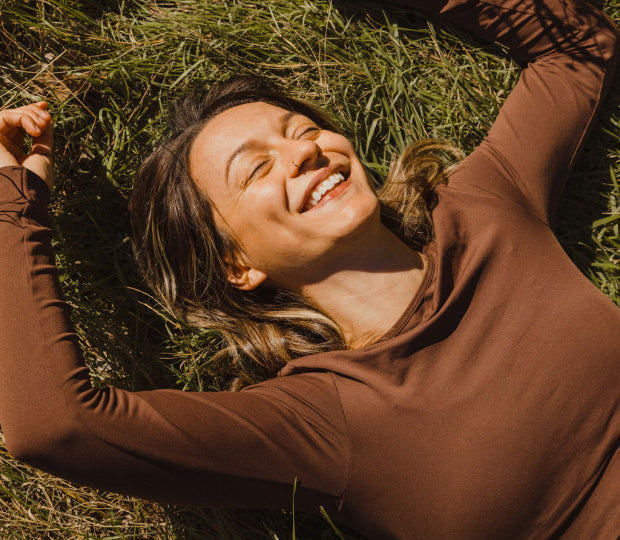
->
xmin=1 ymin=1 xmax=619 ymax=538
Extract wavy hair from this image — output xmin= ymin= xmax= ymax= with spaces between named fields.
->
xmin=130 ymin=75 xmax=459 ymax=390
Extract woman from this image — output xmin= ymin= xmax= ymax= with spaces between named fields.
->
xmin=129 ymin=75 xmax=445 ymax=390
xmin=0 ymin=0 xmax=618 ymax=538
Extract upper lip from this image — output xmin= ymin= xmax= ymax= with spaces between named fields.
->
xmin=298 ymin=164 xmax=349 ymax=212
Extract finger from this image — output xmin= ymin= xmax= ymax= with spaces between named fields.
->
xmin=0 ymin=107 xmax=51 ymax=137
xmin=23 ymin=114 xmax=44 ymax=137
xmin=24 ymin=111 xmax=54 ymax=188
xmin=31 ymin=102 xmax=52 ymax=123
xmin=0 ymin=110 xmax=22 ymax=134
xmin=31 ymin=120 xmax=54 ymax=160
xmin=22 ymin=110 xmax=52 ymax=138
xmin=4 ymin=102 xmax=49 ymax=115
xmin=0 ymin=110 xmax=33 ymax=137
xmin=22 ymin=120 xmax=54 ymax=189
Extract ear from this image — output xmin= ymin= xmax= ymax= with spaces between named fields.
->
xmin=225 ymin=261 xmax=268 ymax=291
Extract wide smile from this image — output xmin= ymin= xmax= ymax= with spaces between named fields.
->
xmin=300 ymin=168 xmax=351 ymax=213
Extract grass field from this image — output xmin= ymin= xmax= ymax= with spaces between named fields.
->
xmin=1 ymin=0 xmax=619 ymax=538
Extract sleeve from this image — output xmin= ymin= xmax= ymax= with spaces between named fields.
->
xmin=0 ymin=165 xmax=350 ymax=512
xmin=393 ymin=0 xmax=618 ymax=226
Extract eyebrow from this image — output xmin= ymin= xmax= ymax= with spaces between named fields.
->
xmin=224 ymin=110 xmax=298 ymax=185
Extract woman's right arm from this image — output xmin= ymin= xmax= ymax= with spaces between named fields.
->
xmin=0 ymin=108 xmax=349 ymax=512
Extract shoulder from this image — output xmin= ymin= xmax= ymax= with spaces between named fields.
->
xmin=245 ymin=370 xmax=346 ymax=427
xmin=243 ymin=371 xmax=352 ymax=498
xmin=435 ymin=143 xmax=552 ymax=238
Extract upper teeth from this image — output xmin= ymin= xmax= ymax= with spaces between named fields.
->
xmin=309 ymin=172 xmax=345 ymax=206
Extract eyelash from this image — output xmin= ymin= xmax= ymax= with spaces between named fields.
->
xmin=250 ymin=159 xmax=270 ymax=178
xmin=299 ymin=126 xmax=320 ymax=137
xmin=243 ymin=125 xmax=321 ymax=184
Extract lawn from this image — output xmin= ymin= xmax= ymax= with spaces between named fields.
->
xmin=1 ymin=0 xmax=618 ymax=538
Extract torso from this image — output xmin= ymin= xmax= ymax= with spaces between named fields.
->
xmin=280 ymin=170 xmax=620 ymax=539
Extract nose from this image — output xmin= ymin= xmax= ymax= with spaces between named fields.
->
xmin=287 ymin=139 xmax=323 ymax=177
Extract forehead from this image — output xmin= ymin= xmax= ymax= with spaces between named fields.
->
xmin=189 ymin=102 xmax=297 ymax=185
xmin=203 ymin=101 xmax=295 ymax=140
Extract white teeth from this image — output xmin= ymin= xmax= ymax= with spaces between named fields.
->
xmin=307 ymin=172 xmax=345 ymax=208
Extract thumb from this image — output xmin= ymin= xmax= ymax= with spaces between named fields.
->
xmin=23 ymin=119 xmax=54 ymax=189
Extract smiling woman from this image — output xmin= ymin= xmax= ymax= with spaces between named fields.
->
xmin=130 ymin=76 xmax=448 ymax=387
xmin=1 ymin=0 xmax=619 ymax=538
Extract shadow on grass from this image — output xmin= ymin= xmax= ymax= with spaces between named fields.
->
xmin=164 ymin=506 xmax=368 ymax=540
xmin=555 ymin=77 xmax=620 ymax=284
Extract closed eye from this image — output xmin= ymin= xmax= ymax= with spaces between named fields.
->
xmin=297 ymin=126 xmax=320 ymax=138
xmin=244 ymin=158 xmax=271 ymax=186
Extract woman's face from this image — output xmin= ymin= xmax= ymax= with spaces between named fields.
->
xmin=189 ymin=101 xmax=380 ymax=292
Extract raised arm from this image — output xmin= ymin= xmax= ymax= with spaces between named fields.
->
xmin=392 ymin=0 xmax=618 ymax=225
xmin=0 ymin=108 xmax=349 ymax=511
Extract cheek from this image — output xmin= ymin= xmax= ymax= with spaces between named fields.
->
xmin=225 ymin=183 xmax=288 ymax=244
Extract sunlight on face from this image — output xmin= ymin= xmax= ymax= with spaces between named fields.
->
xmin=189 ymin=102 xmax=380 ymax=291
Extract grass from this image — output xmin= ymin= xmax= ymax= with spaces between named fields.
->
xmin=0 ymin=0 xmax=619 ymax=537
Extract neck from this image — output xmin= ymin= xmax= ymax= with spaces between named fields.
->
xmin=299 ymin=226 xmax=426 ymax=348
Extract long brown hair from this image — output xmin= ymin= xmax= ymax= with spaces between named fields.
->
xmin=130 ymin=75 xmax=457 ymax=390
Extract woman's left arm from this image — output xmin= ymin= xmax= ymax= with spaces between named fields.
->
xmin=389 ymin=0 xmax=618 ymax=225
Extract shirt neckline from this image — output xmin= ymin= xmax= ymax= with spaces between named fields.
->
xmin=372 ymin=242 xmax=436 ymax=344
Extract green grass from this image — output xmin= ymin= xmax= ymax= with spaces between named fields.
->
xmin=1 ymin=0 xmax=619 ymax=537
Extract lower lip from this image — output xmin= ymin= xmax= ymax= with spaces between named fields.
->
xmin=307 ymin=178 xmax=352 ymax=212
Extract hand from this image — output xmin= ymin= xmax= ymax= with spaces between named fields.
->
xmin=0 ymin=102 xmax=54 ymax=189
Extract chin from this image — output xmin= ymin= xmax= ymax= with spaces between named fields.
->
xmin=333 ymin=193 xmax=382 ymax=241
